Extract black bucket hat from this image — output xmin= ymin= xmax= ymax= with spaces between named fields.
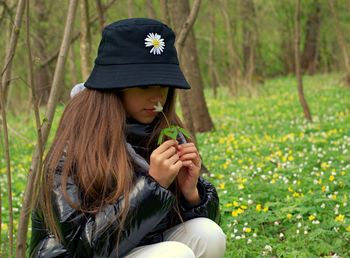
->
xmin=84 ymin=18 xmax=190 ymax=90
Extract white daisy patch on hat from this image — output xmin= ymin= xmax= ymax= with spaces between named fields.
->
xmin=144 ymin=32 xmax=165 ymax=55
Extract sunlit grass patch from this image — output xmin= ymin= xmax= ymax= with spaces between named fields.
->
xmin=198 ymin=74 xmax=350 ymax=257
xmin=1 ymin=74 xmax=350 ymax=257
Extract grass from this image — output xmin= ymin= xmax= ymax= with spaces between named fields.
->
xmin=1 ymin=74 xmax=350 ymax=257
xmin=197 ymin=74 xmax=350 ymax=257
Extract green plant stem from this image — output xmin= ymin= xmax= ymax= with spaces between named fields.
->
xmin=161 ymin=111 xmax=171 ymax=127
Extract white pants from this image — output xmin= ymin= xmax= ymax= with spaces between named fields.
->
xmin=125 ymin=218 xmax=226 ymax=258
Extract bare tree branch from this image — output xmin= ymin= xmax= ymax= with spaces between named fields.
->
xmin=40 ymin=0 xmax=117 ymax=68
xmin=25 ymin=0 xmax=44 ymax=224
xmin=175 ymin=0 xmax=201 ymax=56
xmin=16 ymin=1 xmax=79 ymax=257
xmin=1 ymin=0 xmax=26 ymax=105
xmin=0 ymin=0 xmax=26 ymax=255
xmin=95 ymin=0 xmax=105 ymax=31
xmin=295 ymin=0 xmax=312 ymax=122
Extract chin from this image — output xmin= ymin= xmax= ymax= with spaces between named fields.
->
xmin=137 ymin=118 xmax=155 ymax=124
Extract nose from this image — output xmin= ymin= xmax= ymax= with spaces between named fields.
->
xmin=149 ymin=86 xmax=167 ymax=102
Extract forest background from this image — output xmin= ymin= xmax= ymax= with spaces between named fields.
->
xmin=1 ymin=0 xmax=350 ymax=257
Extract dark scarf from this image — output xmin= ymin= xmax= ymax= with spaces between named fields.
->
xmin=125 ymin=117 xmax=158 ymax=162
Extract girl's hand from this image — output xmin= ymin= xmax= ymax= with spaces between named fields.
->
xmin=176 ymin=143 xmax=201 ymax=205
xmin=149 ymin=140 xmax=182 ymax=189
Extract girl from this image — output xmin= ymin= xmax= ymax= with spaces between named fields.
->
xmin=30 ymin=18 xmax=226 ymax=258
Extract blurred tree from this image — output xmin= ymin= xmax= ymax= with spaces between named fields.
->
xmin=146 ymin=0 xmax=156 ymax=19
xmin=128 ymin=0 xmax=134 ymax=18
xmin=207 ymin=4 xmax=219 ymax=98
xmin=16 ymin=1 xmax=79 ymax=257
xmin=68 ymin=46 xmax=78 ymax=87
xmin=79 ymin=0 xmax=92 ymax=81
xmin=301 ymin=0 xmax=321 ymax=74
xmin=221 ymin=0 xmax=242 ymax=96
xmin=32 ymin=0 xmax=52 ymax=105
xmin=328 ymin=0 xmax=350 ymax=86
xmin=295 ymin=0 xmax=312 ymax=122
xmin=168 ymin=0 xmax=214 ymax=133
xmin=241 ymin=0 xmax=257 ymax=96
xmin=96 ymin=0 xmax=106 ymax=31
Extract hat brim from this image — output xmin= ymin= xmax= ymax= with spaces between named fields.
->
xmin=84 ymin=63 xmax=190 ymax=90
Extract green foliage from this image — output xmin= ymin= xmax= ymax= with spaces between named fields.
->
xmin=157 ymin=125 xmax=191 ymax=145
xmin=196 ymin=74 xmax=350 ymax=257
xmin=1 ymin=74 xmax=350 ymax=257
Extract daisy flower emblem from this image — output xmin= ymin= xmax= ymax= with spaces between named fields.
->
xmin=144 ymin=33 xmax=165 ymax=55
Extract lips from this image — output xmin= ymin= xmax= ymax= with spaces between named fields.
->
xmin=144 ymin=109 xmax=156 ymax=115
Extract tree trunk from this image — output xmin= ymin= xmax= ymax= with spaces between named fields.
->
xmin=1 ymin=0 xmax=26 ymax=106
xmin=0 ymin=0 xmax=26 ymax=252
xmin=241 ymin=0 xmax=257 ymax=90
xmin=328 ymin=0 xmax=350 ymax=86
xmin=69 ymin=46 xmax=78 ymax=87
xmin=160 ymin=0 xmax=171 ymax=25
xmin=146 ymin=0 xmax=156 ymax=19
xmin=168 ymin=0 xmax=214 ymax=133
xmin=33 ymin=0 xmax=51 ymax=105
xmin=95 ymin=0 xmax=105 ymax=31
xmin=127 ymin=0 xmax=133 ymax=18
xmin=40 ymin=0 xmax=118 ymax=68
xmin=222 ymin=0 xmax=241 ymax=96
xmin=208 ymin=5 xmax=219 ymax=98
xmin=279 ymin=3 xmax=295 ymax=75
xmin=301 ymin=0 xmax=321 ymax=74
xmin=295 ymin=0 xmax=312 ymax=122
xmin=80 ymin=0 xmax=92 ymax=81
xmin=16 ymin=2 xmax=79 ymax=257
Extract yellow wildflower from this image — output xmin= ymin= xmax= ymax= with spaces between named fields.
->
xmin=321 ymin=162 xmax=330 ymax=170
xmin=238 ymin=184 xmax=245 ymax=190
xmin=232 ymin=210 xmax=239 ymax=217
xmin=329 ymin=175 xmax=335 ymax=181
xmin=232 ymin=208 xmax=244 ymax=217
xmin=346 ymin=226 xmax=350 ymax=232
xmin=233 ymin=201 xmax=240 ymax=207
xmin=256 ymin=204 xmax=262 ymax=212
xmin=263 ymin=206 xmax=269 ymax=212
xmin=244 ymin=227 xmax=252 ymax=233
xmin=335 ymin=214 xmax=345 ymax=223
xmin=287 ymin=214 xmax=293 ymax=219
xmin=308 ymin=215 xmax=315 ymax=221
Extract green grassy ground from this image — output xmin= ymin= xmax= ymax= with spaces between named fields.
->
xmin=1 ymin=74 xmax=350 ymax=257
xmin=197 ymin=74 xmax=350 ymax=257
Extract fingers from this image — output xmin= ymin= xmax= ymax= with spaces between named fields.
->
xmin=177 ymin=143 xmax=198 ymax=156
xmin=154 ymin=140 xmax=178 ymax=155
xmin=167 ymin=152 xmax=180 ymax=165
xmin=177 ymin=143 xmax=200 ymax=166
xmin=181 ymin=160 xmax=194 ymax=167
xmin=179 ymin=153 xmax=198 ymax=161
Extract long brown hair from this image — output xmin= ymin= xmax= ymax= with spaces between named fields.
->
xmin=38 ymin=87 xmax=191 ymax=242
xmin=39 ymin=89 xmax=134 ymax=240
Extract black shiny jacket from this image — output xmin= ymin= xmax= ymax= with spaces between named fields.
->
xmin=29 ymin=120 xmax=220 ymax=258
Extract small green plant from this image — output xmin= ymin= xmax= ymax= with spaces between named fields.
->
xmin=153 ymin=102 xmax=191 ymax=145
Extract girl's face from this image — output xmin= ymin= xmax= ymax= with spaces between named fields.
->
xmin=121 ymin=86 xmax=169 ymax=124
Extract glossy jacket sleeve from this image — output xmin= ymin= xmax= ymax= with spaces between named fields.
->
xmin=179 ymin=176 xmax=220 ymax=223
xmin=52 ymin=174 xmax=175 ymax=257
